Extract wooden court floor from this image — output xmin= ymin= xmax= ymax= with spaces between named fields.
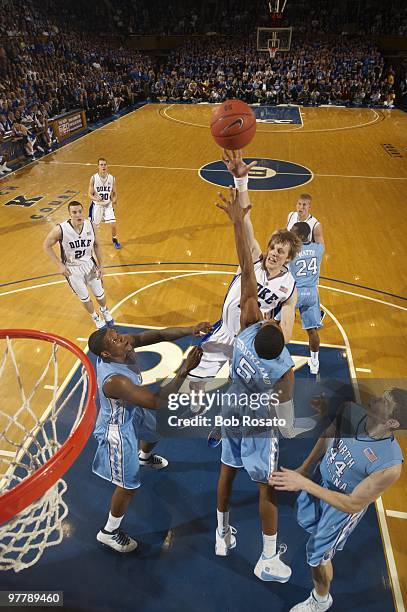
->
xmin=0 ymin=104 xmax=406 ymax=607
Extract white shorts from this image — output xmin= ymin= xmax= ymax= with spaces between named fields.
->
xmin=67 ymin=260 xmax=104 ymax=302
xmin=188 ymin=321 xmax=235 ymax=379
xmin=90 ymin=202 xmax=116 ymax=225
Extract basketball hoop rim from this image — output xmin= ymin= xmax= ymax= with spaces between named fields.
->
xmin=0 ymin=329 xmax=97 ymax=525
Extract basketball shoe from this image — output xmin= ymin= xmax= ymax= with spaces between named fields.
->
xmin=96 ymin=528 xmax=138 ymax=553
xmin=290 ymin=591 xmax=333 ymax=611
xmin=138 ymin=453 xmax=168 ymax=469
xmin=254 ymin=544 xmax=292 ymax=582
xmin=215 ymin=526 xmax=237 ymax=556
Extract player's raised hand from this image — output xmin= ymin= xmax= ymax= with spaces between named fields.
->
xmin=216 ymin=187 xmax=251 ymax=223
xmin=192 ymin=322 xmax=212 ymax=336
xmin=222 ymin=149 xmax=257 ymax=178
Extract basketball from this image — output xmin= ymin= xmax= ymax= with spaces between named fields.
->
xmin=210 ymin=100 xmax=256 ymax=150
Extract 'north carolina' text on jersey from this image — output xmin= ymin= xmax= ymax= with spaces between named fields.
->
xmin=59 ymin=218 xmax=95 ymax=265
xmin=222 ymin=260 xmax=295 ymax=336
xmin=320 ymin=402 xmax=403 ymax=493
xmin=289 ymin=242 xmax=324 ymax=288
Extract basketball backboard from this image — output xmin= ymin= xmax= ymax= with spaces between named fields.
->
xmin=257 ymin=27 xmax=292 ymax=52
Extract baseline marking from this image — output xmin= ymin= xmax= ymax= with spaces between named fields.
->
xmin=161 ymin=104 xmax=382 ymax=133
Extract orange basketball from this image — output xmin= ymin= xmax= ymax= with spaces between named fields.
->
xmin=210 ymin=99 xmax=256 ymax=150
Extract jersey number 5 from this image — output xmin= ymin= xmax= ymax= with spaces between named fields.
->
xmin=236 ymin=357 xmax=256 ymax=382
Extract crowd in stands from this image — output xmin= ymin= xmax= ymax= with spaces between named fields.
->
xmin=0 ymin=0 xmax=404 ymax=169
xmin=156 ymin=38 xmax=396 ymax=107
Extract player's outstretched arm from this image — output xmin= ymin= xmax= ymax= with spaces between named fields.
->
xmin=270 ymin=463 xmax=401 ymax=514
xmin=222 ymin=149 xmax=261 ymax=260
xmin=130 ymin=322 xmax=212 ymax=348
xmin=43 ymin=225 xmax=70 ymax=277
xmin=216 ymin=188 xmax=262 ymax=329
xmin=103 ymin=346 xmax=203 ymax=409
xmin=279 ymin=288 xmax=297 ymax=343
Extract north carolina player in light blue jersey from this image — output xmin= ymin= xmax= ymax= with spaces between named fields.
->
xmin=214 ymin=185 xmax=296 ymax=584
xmin=290 ymin=221 xmax=325 ymax=375
xmin=271 ymin=390 xmax=405 ymax=612
xmin=87 ymin=323 xmax=208 ymax=553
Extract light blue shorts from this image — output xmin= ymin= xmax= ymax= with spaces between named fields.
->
xmin=296 ymin=286 xmax=322 ymax=330
xmin=221 ymin=425 xmax=279 ymax=483
xmin=92 ymin=408 xmax=159 ymax=490
xmin=296 ymin=471 xmax=367 ymax=566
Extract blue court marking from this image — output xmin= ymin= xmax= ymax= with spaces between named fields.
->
xmin=0 ymin=326 xmax=395 ymax=612
xmin=252 ymin=106 xmax=302 ymax=125
xmin=199 ymin=158 xmax=312 ymax=191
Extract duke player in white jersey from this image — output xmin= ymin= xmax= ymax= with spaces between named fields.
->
xmin=188 ymin=150 xmax=301 ymax=400
xmin=88 ymin=157 xmax=121 ymax=249
xmin=271 ymin=390 xmax=405 ymax=611
xmin=214 ymin=186 xmax=295 ymax=582
xmin=87 ymin=325 xmax=207 ymax=552
xmin=44 ymin=201 xmax=114 ymax=329
xmin=286 ymin=193 xmax=324 ymax=244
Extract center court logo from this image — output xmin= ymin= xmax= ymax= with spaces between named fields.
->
xmin=199 ymin=158 xmax=313 ymax=191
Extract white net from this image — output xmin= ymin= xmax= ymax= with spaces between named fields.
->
xmin=0 ymin=334 xmax=91 ymax=572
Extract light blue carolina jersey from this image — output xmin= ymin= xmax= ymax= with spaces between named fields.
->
xmin=94 ymin=355 xmax=143 ymax=436
xmin=289 ymin=242 xmax=324 ymax=288
xmin=320 ymin=402 xmax=403 ymax=493
xmin=231 ymin=322 xmax=294 ymax=392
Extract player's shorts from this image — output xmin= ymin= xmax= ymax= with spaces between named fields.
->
xmin=221 ymin=421 xmax=279 ymax=483
xmin=296 ymin=468 xmax=367 ymax=566
xmin=187 ymin=321 xmax=235 ymax=379
xmin=296 ymin=286 xmax=322 ymax=330
xmin=92 ymin=407 xmax=159 ymax=489
xmin=274 ymin=286 xmax=322 ymax=330
xmin=66 ymin=259 xmax=104 ymax=302
xmin=89 ymin=201 xmax=116 ymax=225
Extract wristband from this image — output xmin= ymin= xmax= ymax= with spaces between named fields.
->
xmin=234 ymin=176 xmax=249 ymax=192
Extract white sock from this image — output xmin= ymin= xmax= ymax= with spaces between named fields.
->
xmin=313 ymin=589 xmax=329 ymax=603
xmin=139 ymin=450 xmax=152 ymax=460
xmin=275 ymin=399 xmax=296 ymax=438
xmin=262 ymin=532 xmax=277 ymax=557
xmin=100 ymin=305 xmax=108 ymax=313
xmin=104 ymin=511 xmax=123 ymax=532
xmin=90 ymin=311 xmax=99 ymax=320
xmin=217 ymin=509 xmax=229 ymax=537
xmin=311 ymin=351 xmax=319 ymax=362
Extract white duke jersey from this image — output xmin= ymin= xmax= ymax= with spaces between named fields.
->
xmin=92 ymin=173 xmax=115 ymax=205
xmin=222 ymin=260 xmax=295 ymax=336
xmin=59 ymin=218 xmax=96 ymax=266
xmin=287 ymin=211 xmax=320 ymax=242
